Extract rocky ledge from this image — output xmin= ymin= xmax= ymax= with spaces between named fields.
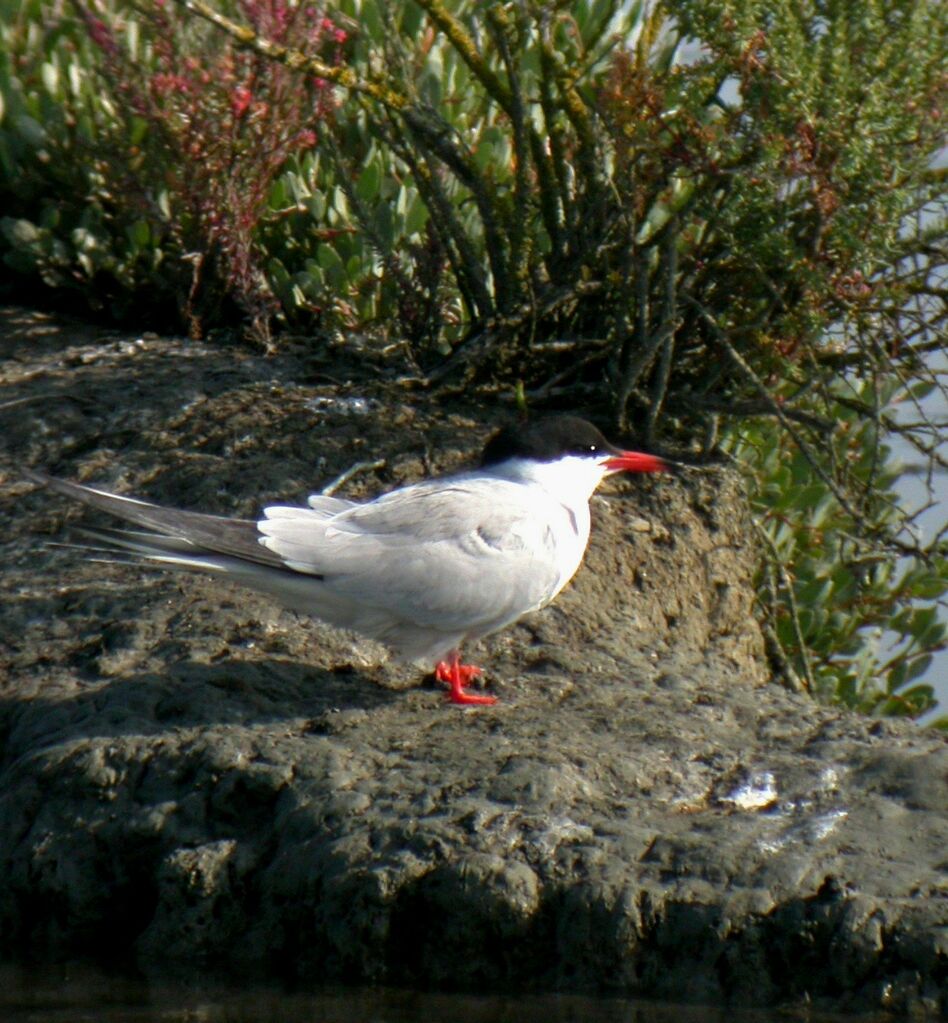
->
xmin=0 ymin=308 xmax=946 ymax=1015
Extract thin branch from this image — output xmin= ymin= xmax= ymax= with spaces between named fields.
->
xmin=413 ymin=0 xmax=514 ymax=116
xmin=646 ymin=220 xmax=679 ymax=444
xmin=380 ymin=116 xmax=493 ymax=321
xmin=320 ymin=459 xmax=386 ymax=497
xmin=615 ymin=246 xmax=657 ymax=428
xmin=487 ymin=6 xmax=530 ymax=302
xmin=398 ymin=109 xmax=510 ymax=302
xmin=538 ymin=12 xmax=605 ymax=205
xmin=171 ymin=0 xmax=408 ymax=109
xmin=536 ymin=20 xmax=574 ymax=254
xmin=671 ymin=393 xmax=836 ymax=433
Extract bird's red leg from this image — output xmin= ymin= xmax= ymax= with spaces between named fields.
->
xmin=434 ymin=651 xmax=496 ymax=706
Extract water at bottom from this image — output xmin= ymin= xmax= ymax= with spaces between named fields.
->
xmin=0 ymin=964 xmax=816 ymax=1023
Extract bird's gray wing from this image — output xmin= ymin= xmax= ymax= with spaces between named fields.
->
xmin=259 ymin=478 xmax=563 ymax=632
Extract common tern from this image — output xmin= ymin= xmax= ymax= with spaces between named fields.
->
xmin=25 ymin=416 xmax=665 ymax=705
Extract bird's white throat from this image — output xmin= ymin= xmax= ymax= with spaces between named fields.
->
xmin=489 ymin=455 xmax=609 ymax=506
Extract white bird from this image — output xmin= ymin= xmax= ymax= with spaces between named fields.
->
xmin=25 ymin=416 xmax=665 ymax=705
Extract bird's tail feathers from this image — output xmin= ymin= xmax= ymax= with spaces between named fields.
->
xmin=51 ymin=526 xmax=247 ymax=576
xmin=25 ymin=469 xmax=284 ymax=569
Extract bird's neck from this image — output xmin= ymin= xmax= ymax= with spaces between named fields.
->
xmin=489 ymin=456 xmax=606 ymax=509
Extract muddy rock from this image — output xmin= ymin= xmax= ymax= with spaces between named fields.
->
xmin=0 ymin=308 xmax=946 ymax=1015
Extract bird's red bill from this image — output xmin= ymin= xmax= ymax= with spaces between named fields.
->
xmin=604 ymin=450 xmax=666 ymax=473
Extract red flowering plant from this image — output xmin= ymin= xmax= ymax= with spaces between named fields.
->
xmin=70 ymin=0 xmax=345 ymax=341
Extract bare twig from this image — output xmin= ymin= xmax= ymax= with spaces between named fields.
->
xmin=487 ymin=6 xmax=530 ymax=303
xmin=646 ymin=221 xmax=679 ymax=443
xmin=320 ymin=459 xmax=386 ymax=497
xmin=615 ymin=245 xmax=651 ymax=429
xmin=381 ymin=116 xmax=493 ymax=320
xmin=0 ymin=392 xmax=95 ymax=412
xmin=413 ymin=0 xmax=514 ymax=116
xmin=751 ymin=516 xmax=816 ymax=693
xmin=398 ymin=109 xmax=510 ymax=303
xmin=672 ymin=395 xmax=835 ymax=433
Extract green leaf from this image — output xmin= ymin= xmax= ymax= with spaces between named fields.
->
xmin=13 ymin=113 xmax=45 ymax=147
xmin=307 ymin=193 xmax=326 ymax=220
xmin=126 ymin=220 xmax=150 ymax=249
xmin=129 ymin=116 xmax=149 ymax=147
xmin=903 ymin=654 xmax=934 ymax=685
xmin=269 ymin=177 xmax=289 ymax=210
xmin=908 ymin=606 xmax=937 ymax=641
xmin=373 ymin=202 xmax=394 ymax=248
xmin=3 ymin=218 xmax=41 ymax=247
xmin=316 ymin=244 xmax=343 ymax=272
xmin=405 ymin=192 xmax=428 ymax=236
xmin=40 ymin=61 xmax=59 ymax=95
xmin=356 ymin=157 xmax=381 ymax=203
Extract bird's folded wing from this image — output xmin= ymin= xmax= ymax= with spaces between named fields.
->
xmin=305 ymin=493 xmax=357 ymax=515
xmin=260 ymin=479 xmax=562 ymax=630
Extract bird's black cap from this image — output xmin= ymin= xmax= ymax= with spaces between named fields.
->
xmin=481 ymin=415 xmax=620 ymax=467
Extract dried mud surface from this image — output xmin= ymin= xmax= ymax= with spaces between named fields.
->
xmin=0 ymin=307 xmax=946 ymax=1015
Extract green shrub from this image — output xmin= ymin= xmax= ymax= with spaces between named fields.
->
xmin=1 ymin=0 xmax=343 ymax=340
xmin=727 ymin=383 xmax=947 ymax=721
